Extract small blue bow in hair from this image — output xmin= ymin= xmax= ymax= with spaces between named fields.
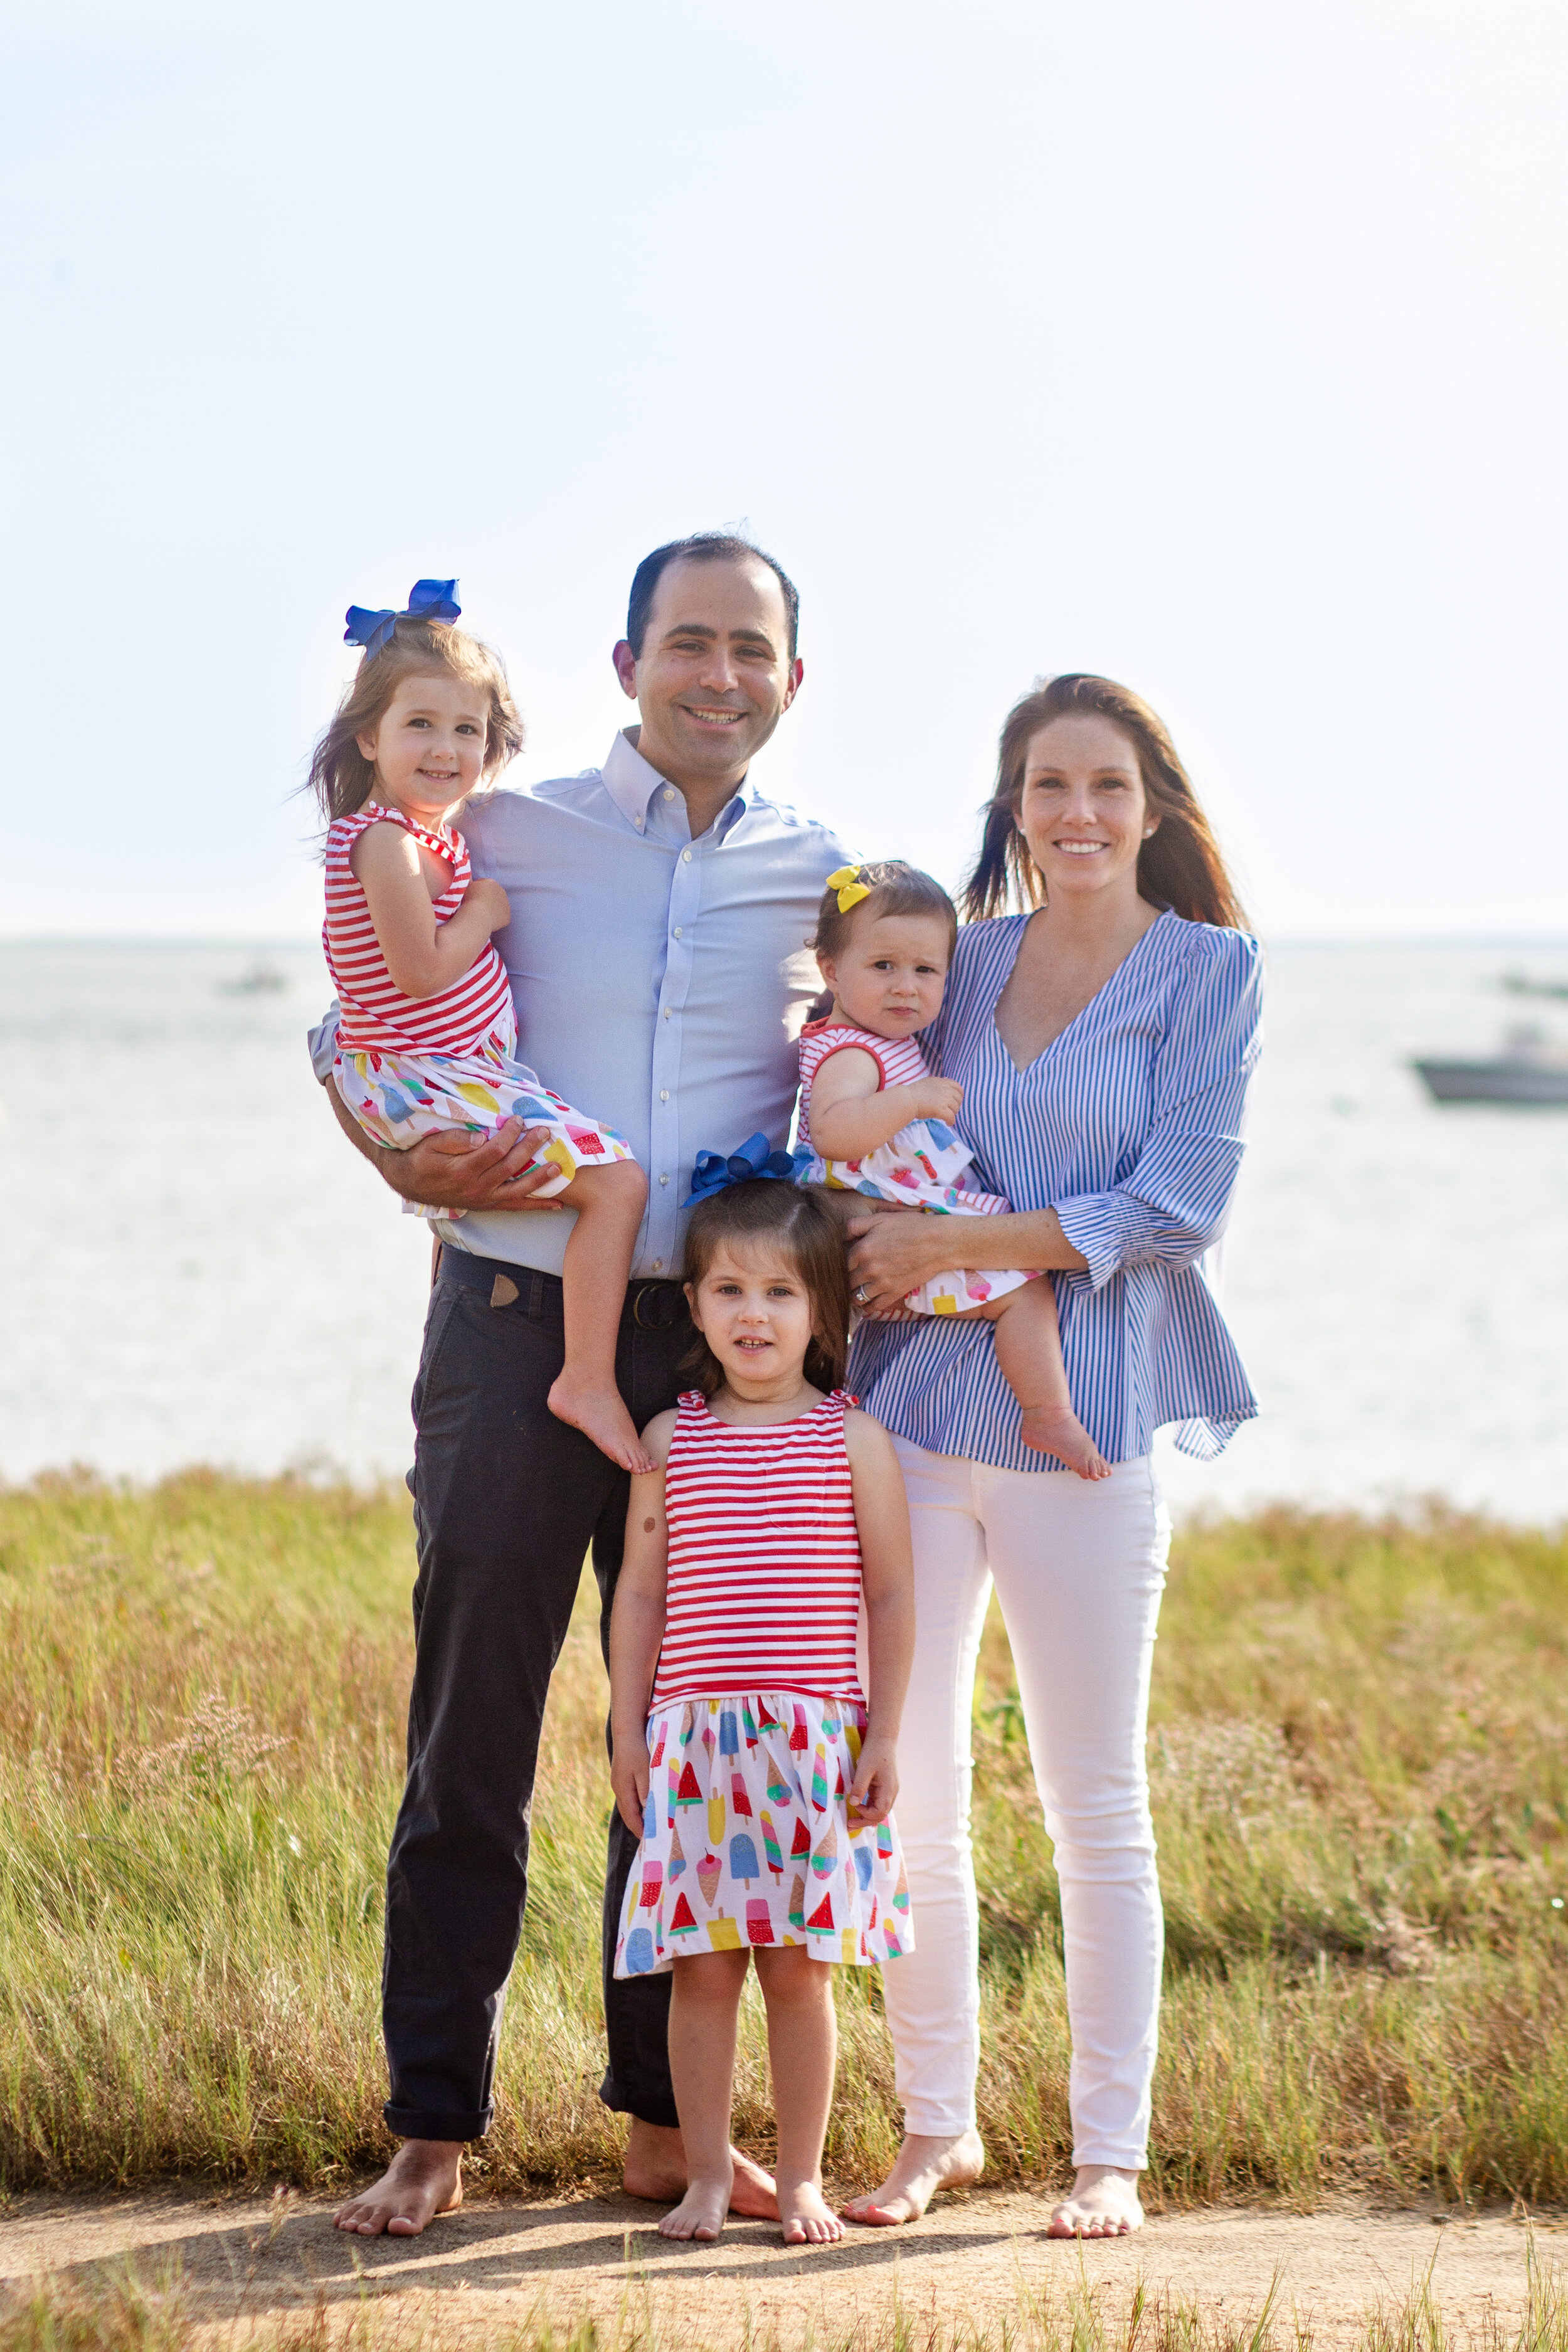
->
xmin=344 ymin=579 xmax=462 ymax=659
xmin=683 ymin=1131 xmax=807 ymax=1206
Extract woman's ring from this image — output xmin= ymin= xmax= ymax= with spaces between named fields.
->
xmin=854 ymin=1285 xmax=869 ymax=1304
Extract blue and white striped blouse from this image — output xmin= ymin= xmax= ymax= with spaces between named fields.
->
xmin=849 ymin=909 xmax=1264 ymax=1472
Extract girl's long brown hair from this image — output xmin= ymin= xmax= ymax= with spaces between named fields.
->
xmin=682 ymin=1181 xmax=850 ymax=1399
xmin=306 ymin=616 xmax=524 ymax=825
xmin=963 ymin=674 xmax=1247 ymax=930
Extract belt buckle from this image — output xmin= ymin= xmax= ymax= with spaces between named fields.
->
xmin=632 ymin=1282 xmax=683 ymax=1332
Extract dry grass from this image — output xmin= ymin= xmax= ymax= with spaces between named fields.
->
xmin=0 ymin=1473 xmax=1565 ymax=2205
xmin=4 ymin=2258 xmax=1568 ymax=2352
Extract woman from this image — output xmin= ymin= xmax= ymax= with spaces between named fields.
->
xmin=840 ymin=674 xmax=1261 ymax=2238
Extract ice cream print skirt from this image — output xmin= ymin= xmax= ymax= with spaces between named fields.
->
xmin=613 ymin=1692 xmax=914 ymax=1974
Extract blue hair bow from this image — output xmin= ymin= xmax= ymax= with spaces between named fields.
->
xmin=683 ymin=1131 xmax=807 ymax=1207
xmin=344 ymin=578 xmax=461 ymax=659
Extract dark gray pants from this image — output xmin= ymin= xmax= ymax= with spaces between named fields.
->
xmin=383 ymin=1248 xmax=689 ymax=2141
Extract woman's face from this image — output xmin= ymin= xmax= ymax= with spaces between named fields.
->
xmin=1016 ymin=714 xmax=1156 ymax=905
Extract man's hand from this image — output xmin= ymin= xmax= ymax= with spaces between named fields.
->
xmin=611 ymin=1730 xmax=652 ymax=1837
xmin=324 ymin=1078 xmax=566 ymax=1214
xmin=383 ymin=1119 xmax=563 ymax=1212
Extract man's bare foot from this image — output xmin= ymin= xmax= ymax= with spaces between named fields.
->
xmin=659 ymin=2173 xmax=731 ymax=2242
xmin=623 ymin=2118 xmax=778 ymax=2218
xmin=1019 ymin=1402 xmax=1111 ymax=1478
xmin=780 ymin=2181 xmax=843 ymax=2245
xmin=840 ymin=2127 xmax=985 ymax=2225
xmin=332 ymin=2139 xmax=463 ymax=2237
xmin=1046 ymin=2164 xmax=1144 ymax=2238
xmin=546 ymin=1372 xmax=655 ymax=1475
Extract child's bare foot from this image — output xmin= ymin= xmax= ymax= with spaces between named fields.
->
xmin=658 ymin=2175 xmax=731 ymax=2241
xmin=332 ymin=2139 xmax=462 ymax=2236
xmin=780 ymin=2182 xmax=843 ymax=2245
xmin=548 ymin=1372 xmax=655 ymax=1473
xmin=1019 ymin=1402 xmax=1111 ymax=1478
xmin=1046 ymin=2163 xmax=1144 ymax=2237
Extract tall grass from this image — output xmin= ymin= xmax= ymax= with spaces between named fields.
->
xmin=1 ymin=1473 xmax=1565 ymax=2202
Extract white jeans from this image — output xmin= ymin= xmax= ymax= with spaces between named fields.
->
xmin=881 ymin=1439 xmax=1170 ymax=2168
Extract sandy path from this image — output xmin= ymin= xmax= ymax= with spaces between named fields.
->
xmin=1 ymin=2185 xmax=1563 ymax=2345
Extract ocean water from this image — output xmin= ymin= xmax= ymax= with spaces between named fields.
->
xmin=2 ymin=938 xmax=1565 ymax=1522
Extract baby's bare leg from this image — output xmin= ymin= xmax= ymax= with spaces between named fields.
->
xmin=546 ymin=1158 xmax=652 ymax=1473
xmin=974 ymin=1281 xmax=1110 ymax=1479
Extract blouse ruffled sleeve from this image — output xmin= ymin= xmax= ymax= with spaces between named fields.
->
xmin=1053 ymin=927 xmax=1264 ymax=1293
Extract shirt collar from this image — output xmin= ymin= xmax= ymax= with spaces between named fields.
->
xmin=601 ymin=727 xmax=753 ymax=840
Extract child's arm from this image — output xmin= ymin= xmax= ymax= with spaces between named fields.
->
xmin=350 ymin=820 xmax=512 ymax=1000
xmin=843 ymin=1407 xmax=916 ymax=1828
xmin=808 ymin=1045 xmax=965 ymax=1162
xmin=608 ymin=1412 xmax=677 ymax=1835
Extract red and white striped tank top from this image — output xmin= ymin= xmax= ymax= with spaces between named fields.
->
xmin=324 ymin=803 xmax=516 ymax=1057
xmin=650 ymin=1389 xmax=866 ymax=1707
xmin=796 ymin=1018 xmax=931 ymax=1155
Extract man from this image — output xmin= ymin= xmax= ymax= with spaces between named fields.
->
xmin=324 ymin=536 xmax=849 ymax=2237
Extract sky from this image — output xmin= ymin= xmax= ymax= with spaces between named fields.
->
xmin=4 ymin=1 xmax=1565 ymax=943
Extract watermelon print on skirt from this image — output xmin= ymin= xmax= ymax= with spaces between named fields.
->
xmin=613 ymin=1690 xmax=913 ymax=1974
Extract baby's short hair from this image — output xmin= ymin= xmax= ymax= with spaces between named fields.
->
xmin=812 ymin=861 xmax=959 ymax=964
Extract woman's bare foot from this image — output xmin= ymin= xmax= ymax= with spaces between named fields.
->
xmin=547 ymin=1372 xmax=655 ymax=1474
xmin=1019 ymin=1402 xmax=1110 ymax=1478
xmin=659 ymin=2172 xmax=731 ymax=2242
xmin=780 ymin=2181 xmax=843 ymax=2245
xmin=840 ymin=2127 xmax=985 ymax=2225
xmin=1046 ymin=2164 xmax=1144 ymax=2238
xmin=332 ymin=2139 xmax=463 ymax=2237
xmin=623 ymin=2118 xmax=778 ymax=2218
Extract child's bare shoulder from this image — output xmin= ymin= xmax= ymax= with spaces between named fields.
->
xmin=347 ymin=813 xmax=420 ymax=874
xmin=637 ymin=1409 xmax=679 ymax=1468
xmin=842 ymin=1404 xmax=898 ymax=1466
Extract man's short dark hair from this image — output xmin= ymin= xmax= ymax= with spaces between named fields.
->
xmin=625 ymin=533 xmax=800 ymax=662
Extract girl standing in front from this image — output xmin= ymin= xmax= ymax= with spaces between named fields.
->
xmin=311 ymin=580 xmax=651 ymax=1473
xmin=609 ymin=1180 xmax=916 ymax=2245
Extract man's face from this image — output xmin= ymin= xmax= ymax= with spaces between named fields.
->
xmin=613 ymin=556 xmax=803 ymax=792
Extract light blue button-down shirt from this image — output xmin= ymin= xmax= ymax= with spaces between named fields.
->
xmin=315 ymin=729 xmax=848 ymax=1279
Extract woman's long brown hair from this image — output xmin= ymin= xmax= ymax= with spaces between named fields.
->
xmin=963 ymin=674 xmax=1248 ymax=930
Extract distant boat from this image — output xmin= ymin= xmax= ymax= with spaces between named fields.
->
xmin=216 ymin=961 xmax=288 ymax=997
xmin=1500 ymin=970 xmax=1568 ymax=1002
xmin=1414 ymin=1025 xmax=1568 ymax=1105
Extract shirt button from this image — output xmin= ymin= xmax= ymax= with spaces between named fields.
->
xmin=652 ymin=1259 xmax=664 ymax=1272
xmin=663 ymin=787 xmax=675 ymax=801
xmin=663 ymin=1009 xmax=671 ymax=1020
xmin=659 ymin=1173 xmax=669 ymax=1186
xmin=673 ymin=926 xmax=682 ymax=938
xmin=660 ymin=1089 xmax=670 ymax=1101
xmin=682 ymin=849 xmax=692 ymax=863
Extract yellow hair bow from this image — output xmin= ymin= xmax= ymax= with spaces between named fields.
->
xmin=826 ymin=864 xmax=872 ymax=914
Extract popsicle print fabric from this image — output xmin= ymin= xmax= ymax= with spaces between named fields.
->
xmin=613 ymin=1691 xmax=913 ymax=1974
xmin=333 ymin=1044 xmax=635 ymax=1222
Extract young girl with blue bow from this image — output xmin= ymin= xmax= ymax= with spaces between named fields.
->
xmin=312 ymin=581 xmax=652 ymax=1473
xmin=608 ymin=1177 xmax=915 ymax=2247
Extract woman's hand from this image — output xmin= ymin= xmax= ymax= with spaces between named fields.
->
xmin=845 ymin=1207 xmax=951 ymax=1317
xmin=847 ymin=1733 xmax=899 ymax=1828
xmin=610 ymin=1729 xmax=652 ymax=1838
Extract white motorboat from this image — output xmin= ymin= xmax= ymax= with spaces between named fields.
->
xmin=1414 ymin=1025 xmax=1568 ymax=1105
xmin=216 ymin=961 xmax=289 ymax=997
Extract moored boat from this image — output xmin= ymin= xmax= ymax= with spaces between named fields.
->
xmin=1414 ymin=1025 xmax=1568 ymax=1105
